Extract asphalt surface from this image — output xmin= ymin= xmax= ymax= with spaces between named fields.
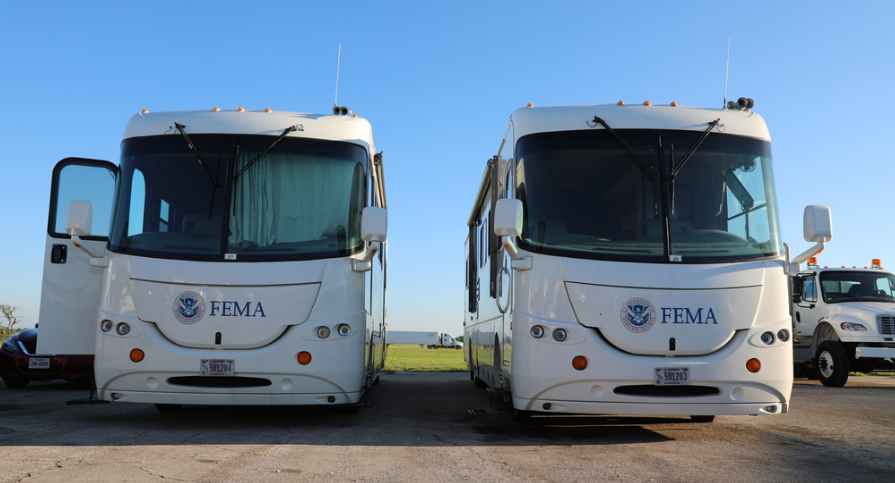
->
xmin=1 ymin=372 xmax=893 ymax=482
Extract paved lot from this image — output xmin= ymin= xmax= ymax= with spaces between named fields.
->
xmin=1 ymin=373 xmax=893 ymax=482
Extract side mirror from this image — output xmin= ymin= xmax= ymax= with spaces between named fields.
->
xmin=494 ymin=199 xmax=523 ymax=237
xmin=66 ymin=200 xmax=93 ymax=237
xmin=803 ymin=205 xmax=832 ymax=242
xmin=361 ymin=207 xmax=387 ymax=242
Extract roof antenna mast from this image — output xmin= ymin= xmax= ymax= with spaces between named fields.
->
xmin=723 ymin=36 xmax=731 ymax=109
xmin=332 ymin=44 xmax=350 ymax=115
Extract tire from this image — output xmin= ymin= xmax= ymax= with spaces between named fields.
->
xmin=473 ymin=376 xmax=487 ymax=389
xmin=2 ymin=376 xmax=29 ymax=389
xmin=690 ymin=415 xmax=715 ymax=423
xmin=815 ymin=340 xmax=849 ymax=387
xmin=155 ymin=404 xmax=183 ymax=412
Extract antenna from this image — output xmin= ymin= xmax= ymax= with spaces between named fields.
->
xmin=334 ymin=43 xmax=342 ymax=109
xmin=723 ymin=36 xmax=731 ymax=109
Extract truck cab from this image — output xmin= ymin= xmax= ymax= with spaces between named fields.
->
xmin=791 ymin=259 xmax=895 ymax=386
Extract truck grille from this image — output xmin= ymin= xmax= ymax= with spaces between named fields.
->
xmin=879 ymin=316 xmax=895 ymax=335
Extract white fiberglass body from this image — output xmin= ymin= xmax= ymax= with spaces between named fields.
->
xmin=38 ymin=108 xmax=387 ymax=407
xmin=465 ymin=103 xmax=793 ymax=417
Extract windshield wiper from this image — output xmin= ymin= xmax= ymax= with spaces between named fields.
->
xmin=174 ymin=122 xmax=221 ymax=188
xmin=588 ymin=116 xmax=658 ymax=183
xmin=233 ymin=125 xmax=303 ymax=181
xmin=666 ymin=119 xmax=720 ymax=182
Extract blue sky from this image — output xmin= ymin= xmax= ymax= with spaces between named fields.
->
xmin=1 ymin=1 xmax=893 ymax=335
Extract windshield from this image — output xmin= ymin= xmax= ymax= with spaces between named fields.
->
xmin=514 ymin=129 xmax=782 ymax=263
xmin=109 ymin=134 xmax=367 ymax=261
xmin=820 ymin=271 xmax=895 ymax=303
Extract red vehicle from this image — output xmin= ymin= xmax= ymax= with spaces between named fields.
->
xmin=0 ymin=328 xmax=93 ymax=388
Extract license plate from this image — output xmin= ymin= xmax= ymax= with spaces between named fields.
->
xmin=200 ymin=359 xmax=235 ymax=376
xmin=28 ymin=357 xmax=51 ymax=369
xmin=655 ymin=367 xmax=690 ymax=385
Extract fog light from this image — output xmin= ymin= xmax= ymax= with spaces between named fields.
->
xmin=117 ymin=323 xmax=131 ymax=336
xmin=337 ymin=324 xmax=351 ymax=336
xmin=530 ymin=325 xmax=545 ymax=338
xmin=746 ymin=358 xmax=761 ymax=373
xmin=572 ymin=356 xmax=588 ymax=370
xmin=764 ymin=405 xmax=778 ymax=413
xmin=130 ymin=349 xmax=144 ymax=362
xmin=777 ymin=329 xmax=790 ymax=342
xmin=552 ymin=329 xmax=568 ymax=342
xmin=543 ymin=403 xmax=552 ymax=410
xmin=297 ymin=351 xmax=312 ymax=365
xmin=760 ymin=332 xmax=775 ymax=345
xmin=316 ymin=326 xmax=331 ymax=339
xmin=112 ymin=393 xmax=121 ymax=400
xmin=101 ymin=319 xmax=115 ymax=332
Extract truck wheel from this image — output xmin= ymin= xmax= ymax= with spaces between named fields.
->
xmin=2 ymin=376 xmax=29 ymax=389
xmin=474 ymin=376 xmax=487 ymax=389
xmin=815 ymin=341 xmax=849 ymax=387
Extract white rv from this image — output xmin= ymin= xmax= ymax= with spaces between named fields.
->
xmin=38 ymin=107 xmax=388 ymax=411
xmin=464 ymin=101 xmax=832 ymax=421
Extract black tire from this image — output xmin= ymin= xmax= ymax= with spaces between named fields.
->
xmin=473 ymin=376 xmax=487 ymax=389
xmin=2 ymin=376 xmax=29 ymax=389
xmin=690 ymin=415 xmax=715 ymax=423
xmin=512 ymin=410 xmax=533 ymax=421
xmin=815 ymin=340 xmax=849 ymax=387
xmin=155 ymin=404 xmax=183 ymax=412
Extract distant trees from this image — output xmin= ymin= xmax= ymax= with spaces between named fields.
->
xmin=1 ymin=304 xmax=21 ymax=332
xmin=455 ymin=335 xmax=464 ymax=343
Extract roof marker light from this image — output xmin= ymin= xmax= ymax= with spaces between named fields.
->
xmin=643 ymin=101 xmax=650 ymax=106
xmin=213 ymin=107 xmax=220 ymax=112
xmin=872 ymin=259 xmax=882 ymax=269
xmin=617 ymin=100 xmax=625 ymax=106
xmin=237 ymin=107 xmax=245 ymax=112
xmin=264 ymin=107 xmax=271 ymax=112
xmin=671 ymin=101 xmax=678 ymax=107
xmin=353 ymin=113 xmax=357 ymax=117
xmin=527 ymin=103 xmax=533 ymax=107
xmin=141 ymin=109 xmax=149 ymax=114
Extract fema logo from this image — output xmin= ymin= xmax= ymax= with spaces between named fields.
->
xmin=620 ymin=298 xmax=656 ymax=333
xmin=174 ymin=291 xmax=205 ymax=325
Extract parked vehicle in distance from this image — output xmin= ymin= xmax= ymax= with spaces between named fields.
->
xmin=791 ymin=258 xmax=895 ymax=386
xmin=388 ymin=331 xmax=463 ymax=349
xmin=0 ymin=328 xmax=93 ymax=388
xmin=465 ymin=100 xmax=833 ymax=421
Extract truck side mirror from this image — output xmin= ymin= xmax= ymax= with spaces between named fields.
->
xmin=66 ymin=200 xmax=94 ymax=237
xmin=494 ymin=198 xmax=523 ymax=237
xmin=803 ymin=205 xmax=832 ymax=242
xmin=361 ymin=206 xmax=387 ymax=242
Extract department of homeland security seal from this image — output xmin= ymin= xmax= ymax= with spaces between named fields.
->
xmin=174 ymin=291 xmax=205 ymax=325
xmin=620 ymin=297 xmax=656 ymax=333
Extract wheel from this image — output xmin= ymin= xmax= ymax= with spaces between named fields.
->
xmin=512 ymin=410 xmax=533 ymax=421
xmin=473 ymin=376 xmax=487 ymax=389
xmin=2 ymin=376 xmax=29 ymax=389
xmin=455 ymin=346 xmax=462 ymax=350
xmin=155 ymin=404 xmax=183 ymax=412
xmin=815 ymin=340 xmax=849 ymax=387
xmin=690 ymin=415 xmax=715 ymax=423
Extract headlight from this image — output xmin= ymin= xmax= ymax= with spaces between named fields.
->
xmin=552 ymin=328 xmax=568 ymax=342
xmin=316 ymin=326 xmax=331 ymax=339
xmin=760 ymin=331 xmax=775 ymax=345
xmin=337 ymin=324 xmax=351 ymax=336
xmin=1 ymin=337 xmax=17 ymax=353
xmin=776 ymin=329 xmax=790 ymax=342
xmin=840 ymin=322 xmax=867 ymax=331
xmin=530 ymin=325 xmax=545 ymax=338
xmin=116 ymin=323 xmax=131 ymax=336
xmin=101 ymin=319 xmax=115 ymax=332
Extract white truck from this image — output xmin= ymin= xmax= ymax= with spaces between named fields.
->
xmin=388 ymin=331 xmax=463 ymax=349
xmin=791 ymin=258 xmax=895 ymax=386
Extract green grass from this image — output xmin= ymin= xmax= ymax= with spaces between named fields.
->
xmin=383 ymin=344 xmax=468 ymax=372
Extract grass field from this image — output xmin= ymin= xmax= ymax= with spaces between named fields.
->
xmin=382 ymin=344 xmax=468 ymax=372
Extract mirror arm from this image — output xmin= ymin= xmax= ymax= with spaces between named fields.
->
xmin=502 ymin=236 xmax=531 ymax=271
xmin=791 ymin=241 xmax=825 ymax=267
xmin=71 ymin=235 xmax=102 ymax=259
xmin=351 ymin=241 xmax=381 ymax=272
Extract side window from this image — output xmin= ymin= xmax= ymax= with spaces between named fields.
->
xmin=52 ymin=163 xmax=116 ymax=238
xmin=801 ymin=276 xmax=817 ymax=302
xmin=875 ymin=277 xmax=893 ymax=296
xmin=127 ymin=169 xmax=146 ymax=236
xmin=159 ymin=199 xmax=170 ymax=232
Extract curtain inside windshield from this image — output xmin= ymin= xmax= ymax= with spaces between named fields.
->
xmin=514 ymin=129 xmax=782 ymax=263
xmin=109 ymin=135 xmax=367 ymax=261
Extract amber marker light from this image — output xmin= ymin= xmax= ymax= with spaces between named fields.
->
xmin=527 ymin=103 xmax=533 ymax=107
xmin=617 ymin=100 xmax=625 ymax=105
xmin=746 ymin=358 xmax=761 ymax=373
xmin=130 ymin=349 xmax=145 ymax=363
xmin=213 ymin=107 xmax=220 ymax=112
xmin=572 ymin=356 xmax=588 ymax=371
xmin=141 ymin=109 xmax=149 ymax=114
xmin=265 ymin=107 xmax=271 ymax=112
xmin=643 ymin=100 xmax=651 ymax=106
xmin=237 ymin=107 xmax=245 ymax=112
xmin=297 ymin=351 xmax=312 ymax=365
xmin=670 ymin=101 xmax=678 ymax=107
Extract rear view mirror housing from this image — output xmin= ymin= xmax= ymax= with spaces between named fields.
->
xmin=494 ymin=199 xmax=523 ymax=237
xmin=66 ymin=200 xmax=93 ymax=237
xmin=803 ymin=205 xmax=832 ymax=242
xmin=361 ymin=207 xmax=387 ymax=242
